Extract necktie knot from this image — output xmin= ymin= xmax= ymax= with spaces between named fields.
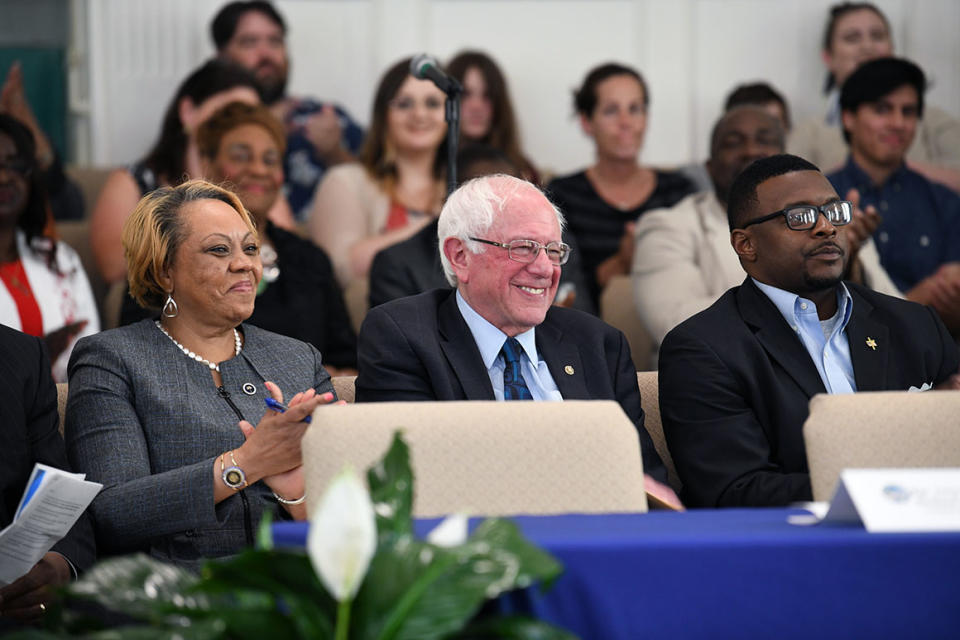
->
xmin=501 ymin=337 xmax=523 ymax=365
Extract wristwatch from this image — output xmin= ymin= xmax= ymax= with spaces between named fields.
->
xmin=220 ymin=451 xmax=248 ymax=490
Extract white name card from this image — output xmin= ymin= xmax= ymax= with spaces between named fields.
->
xmin=821 ymin=468 xmax=960 ymax=532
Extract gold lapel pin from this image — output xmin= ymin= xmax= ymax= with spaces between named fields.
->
xmin=866 ymin=337 xmax=878 ymax=351
xmin=564 ymin=365 xmax=575 ymax=375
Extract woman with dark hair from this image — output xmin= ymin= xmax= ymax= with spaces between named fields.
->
xmin=90 ymin=59 xmax=295 ymax=284
xmin=789 ymin=2 xmax=960 ymax=190
xmin=547 ymin=63 xmax=695 ymax=307
xmin=307 ymin=57 xmax=447 ymax=287
xmin=446 ymin=50 xmax=539 ymax=184
xmin=0 ymin=115 xmax=98 ymax=380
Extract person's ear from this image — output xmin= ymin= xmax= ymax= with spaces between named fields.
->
xmin=179 ymin=97 xmax=198 ymax=134
xmin=730 ymin=229 xmax=757 ymax=263
xmin=841 ymin=110 xmax=856 ymax=136
xmin=443 ymin=237 xmax=471 ymax=283
xmin=578 ymin=113 xmax=594 ymax=138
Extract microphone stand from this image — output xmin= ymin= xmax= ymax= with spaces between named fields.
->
xmin=443 ymin=83 xmax=463 ymax=197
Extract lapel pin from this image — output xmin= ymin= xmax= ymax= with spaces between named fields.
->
xmin=865 ymin=337 xmax=878 ymax=351
xmin=564 ymin=365 xmax=575 ymax=375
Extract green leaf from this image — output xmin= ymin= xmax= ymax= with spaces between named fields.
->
xmin=453 ymin=615 xmax=580 ymax=640
xmin=366 ymin=431 xmax=414 ymax=540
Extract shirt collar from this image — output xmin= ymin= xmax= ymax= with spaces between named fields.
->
xmin=456 ymin=290 xmax=538 ymax=368
xmin=752 ymin=278 xmax=853 ymax=330
xmin=841 ymin=154 xmax=909 ymax=189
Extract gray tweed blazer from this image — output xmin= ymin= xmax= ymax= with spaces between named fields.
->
xmin=64 ymin=319 xmax=334 ymax=570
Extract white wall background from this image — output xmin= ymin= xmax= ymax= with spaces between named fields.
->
xmin=73 ymin=0 xmax=960 ymax=175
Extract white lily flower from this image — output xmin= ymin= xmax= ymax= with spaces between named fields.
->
xmin=307 ymin=468 xmax=377 ymax=601
xmin=426 ymin=513 xmax=469 ymax=548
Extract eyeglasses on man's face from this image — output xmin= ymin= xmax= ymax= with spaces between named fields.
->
xmin=737 ymin=200 xmax=853 ymax=231
xmin=469 ymin=237 xmax=571 ymax=265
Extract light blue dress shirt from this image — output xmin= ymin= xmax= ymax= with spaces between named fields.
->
xmin=752 ymin=279 xmax=857 ymax=394
xmin=456 ymin=291 xmax=563 ymax=401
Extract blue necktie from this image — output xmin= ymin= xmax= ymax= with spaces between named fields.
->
xmin=501 ymin=337 xmax=533 ymax=401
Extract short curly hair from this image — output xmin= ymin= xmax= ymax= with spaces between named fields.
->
xmin=196 ymin=100 xmax=286 ymax=160
xmin=123 ymin=179 xmax=256 ymax=309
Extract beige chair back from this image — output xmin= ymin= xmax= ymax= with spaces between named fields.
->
xmin=600 ymin=275 xmax=654 ymax=370
xmin=303 ymin=400 xmax=648 ymax=518
xmin=56 ymin=382 xmax=68 ymax=436
xmin=65 ymin=165 xmax=112 ymax=218
xmin=804 ymin=391 xmax=960 ymax=501
xmin=332 ymin=376 xmax=356 ymax=403
xmin=636 ymin=371 xmax=681 ymax=492
xmin=344 ymin=277 xmax=369 ymax=334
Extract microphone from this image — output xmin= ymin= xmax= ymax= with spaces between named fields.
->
xmin=409 ymin=54 xmax=462 ymax=95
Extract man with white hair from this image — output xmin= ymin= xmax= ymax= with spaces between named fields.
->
xmin=356 ymin=175 xmax=675 ymax=500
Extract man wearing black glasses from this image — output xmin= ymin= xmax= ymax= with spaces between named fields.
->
xmin=659 ymin=154 xmax=960 ymax=508
xmin=356 ymin=173 xmax=679 ymax=506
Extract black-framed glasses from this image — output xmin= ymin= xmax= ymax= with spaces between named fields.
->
xmin=469 ymin=237 xmax=571 ymax=265
xmin=738 ymin=200 xmax=853 ymax=231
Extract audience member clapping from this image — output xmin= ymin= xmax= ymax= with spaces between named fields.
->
xmin=90 ymin=59 xmax=295 ymax=285
xmin=0 ymin=115 xmax=99 ymax=382
xmin=789 ymin=2 xmax=960 ymax=191
xmin=211 ymin=1 xmax=365 ymax=218
xmin=307 ymin=57 xmax=448 ymax=287
xmin=67 ymin=179 xmax=335 ymax=570
xmin=827 ymin=57 xmax=960 ymax=334
xmin=447 ymin=50 xmax=540 ymax=184
xmin=547 ymin=63 xmax=695 ymax=308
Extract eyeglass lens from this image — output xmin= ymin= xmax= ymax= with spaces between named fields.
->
xmin=785 ymin=201 xmax=852 ymax=229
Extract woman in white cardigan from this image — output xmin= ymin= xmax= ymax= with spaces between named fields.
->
xmin=0 ymin=115 xmax=98 ymax=381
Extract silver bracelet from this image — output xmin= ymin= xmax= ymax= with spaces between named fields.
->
xmin=272 ymin=491 xmax=306 ymax=505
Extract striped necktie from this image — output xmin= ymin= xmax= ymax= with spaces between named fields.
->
xmin=501 ymin=337 xmax=533 ymax=400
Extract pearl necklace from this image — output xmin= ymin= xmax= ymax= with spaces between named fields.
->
xmin=156 ymin=321 xmax=241 ymax=372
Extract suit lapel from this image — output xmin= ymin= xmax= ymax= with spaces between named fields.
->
xmin=437 ymin=292 xmax=496 ymax=400
xmin=739 ymin=279 xmax=826 ymax=398
xmin=845 ymin=289 xmax=890 ymax=391
xmin=537 ymin=312 xmax=590 ymax=399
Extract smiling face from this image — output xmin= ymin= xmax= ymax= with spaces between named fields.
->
xmin=204 ymin=123 xmax=283 ymax=220
xmin=824 ymin=8 xmax=892 ymax=86
xmin=220 ymin=10 xmax=289 ymax=103
xmin=461 ymin=67 xmax=494 ymax=141
xmin=0 ymin=132 xmax=28 ymax=226
xmin=734 ymin=170 xmax=848 ymax=297
xmin=843 ymin=84 xmax=918 ymax=172
xmin=386 ymin=76 xmax=447 ymax=154
xmin=162 ymin=198 xmax=262 ymax=328
xmin=452 ymin=186 xmax=561 ymax=336
xmin=581 ymin=74 xmax=647 ymax=162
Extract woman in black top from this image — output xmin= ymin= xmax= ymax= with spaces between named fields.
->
xmin=547 ymin=63 xmax=694 ymax=307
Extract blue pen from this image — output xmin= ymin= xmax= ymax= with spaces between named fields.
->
xmin=265 ymin=397 xmax=312 ymax=424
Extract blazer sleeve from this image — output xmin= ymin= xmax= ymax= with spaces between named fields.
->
xmin=659 ymin=326 xmax=810 ymax=507
xmin=65 ymin=337 xmax=225 ymax=553
xmin=356 ymin=306 xmax=439 ymax=402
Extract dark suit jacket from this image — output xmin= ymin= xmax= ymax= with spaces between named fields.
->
xmin=356 ymin=288 xmax=667 ymax=483
xmin=659 ymin=279 xmax=960 ymax=508
xmin=368 ymin=219 xmax=597 ymax=315
xmin=0 ymin=323 xmax=95 ymax=573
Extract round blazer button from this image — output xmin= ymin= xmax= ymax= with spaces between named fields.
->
xmin=241 ymin=383 xmax=257 ymax=395
xmin=564 ymin=365 xmax=575 ymax=375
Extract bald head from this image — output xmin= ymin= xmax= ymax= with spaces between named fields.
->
xmin=707 ymin=106 xmax=785 ymax=206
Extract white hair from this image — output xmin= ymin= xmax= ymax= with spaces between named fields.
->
xmin=437 ymin=174 xmax=565 ymax=286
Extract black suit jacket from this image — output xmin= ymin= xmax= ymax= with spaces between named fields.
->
xmin=659 ymin=279 xmax=960 ymax=508
xmin=356 ymin=288 xmax=666 ymax=483
xmin=368 ymin=219 xmax=597 ymax=315
xmin=0 ymin=323 xmax=95 ymax=572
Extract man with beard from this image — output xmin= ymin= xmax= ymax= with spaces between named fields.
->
xmin=632 ymin=106 xmax=898 ymax=359
xmin=827 ymin=58 xmax=960 ymax=335
xmin=659 ymin=154 xmax=960 ymax=508
xmin=211 ymin=1 xmax=364 ymax=218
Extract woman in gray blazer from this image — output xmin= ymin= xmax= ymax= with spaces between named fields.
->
xmin=65 ymin=179 xmax=335 ymax=571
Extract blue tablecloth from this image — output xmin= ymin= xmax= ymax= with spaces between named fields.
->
xmin=274 ymin=508 xmax=960 ymax=639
